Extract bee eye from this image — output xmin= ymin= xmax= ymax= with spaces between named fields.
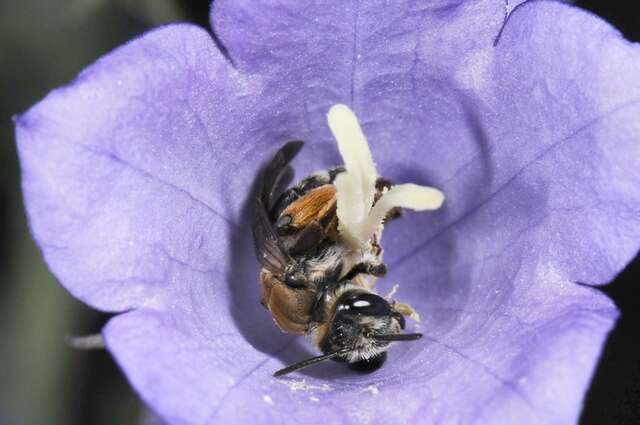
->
xmin=341 ymin=293 xmax=391 ymax=317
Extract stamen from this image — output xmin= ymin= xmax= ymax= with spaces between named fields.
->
xmin=328 ymin=104 xmax=378 ymax=247
xmin=333 ymin=172 xmax=367 ymax=247
xmin=327 ymin=104 xmax=377 ymax=214
xmin=326 ymin=104 xmax=445 ymax=249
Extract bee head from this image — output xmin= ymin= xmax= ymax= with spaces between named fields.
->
xmin=319 ymin=290 xmax=420 ymax=372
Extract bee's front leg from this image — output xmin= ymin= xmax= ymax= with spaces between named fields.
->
xmin=341 ymin=261 xmax=387 ymax=282
xmin=374 ymin=177 xmax=403 ymax=223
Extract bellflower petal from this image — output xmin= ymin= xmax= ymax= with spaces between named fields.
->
xmin=16 ymin=1 xmax=640 ymax=424
xmin=17 ymin=25 xmax=260 ymax=311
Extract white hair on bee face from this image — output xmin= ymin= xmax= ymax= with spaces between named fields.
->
xmin=327 ymin=104 xmax=445 ymax=250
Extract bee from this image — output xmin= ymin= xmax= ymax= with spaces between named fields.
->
xmin=252 ymin=104 xmax=444 ymax=376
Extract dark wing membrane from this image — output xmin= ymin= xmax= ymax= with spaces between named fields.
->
xmin=270 ymin=165 xmax=294 ymax=213
xmin=252 ymin=141 xmax=304 ymax=275
xmin=252 ymin=199 xmax=291 ymax=274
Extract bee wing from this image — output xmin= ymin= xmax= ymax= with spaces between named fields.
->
xmin=252 ymin=199 xmax=291 ymax=274
xmin=252 ymin=141 xmax=304 ymax=275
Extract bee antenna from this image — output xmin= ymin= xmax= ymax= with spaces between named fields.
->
xmin=372 ymin=333 xmax=423 ymax=342
xmin=273 ymin=352 xmax=340 ymax=377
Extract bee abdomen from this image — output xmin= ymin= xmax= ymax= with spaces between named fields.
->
xmin=260 ymin=270 xmax=315 ymax=335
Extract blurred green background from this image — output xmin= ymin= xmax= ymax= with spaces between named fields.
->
xmin=0 ymin=1 xmax=638 ymax=425
xmin=0 ymin=2 xmax=208 ymax=424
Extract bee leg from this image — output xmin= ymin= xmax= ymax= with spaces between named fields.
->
xmin=283 ymin=264 xmax=309 ymax=289
xmin=367 ymin=262 xmax=387 ymax=277
xmin=375 ymin=177 xmax=404 ymax=222
xmin=288 ymin=221 xmax=325 ymax=256
xmin=284 ymin=273 xmax=308 ymax=289
xmin=375 ymin=177 xmax=394 ymax=191
xmin=355 ymin=274 xmax=377 ymax=290
xmin=341 ymin=261 xmax=387 ymax=282
xmin=310 ymin=287 xmax=328 ymax=323
xmin=384 ymin=206 xmax=403 ymax=223
xmin=327 ymin=166 xmax=346 ymax=183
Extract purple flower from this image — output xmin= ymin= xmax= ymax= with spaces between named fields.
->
xmin=14 ymin=0 xmax=640 ymax=423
